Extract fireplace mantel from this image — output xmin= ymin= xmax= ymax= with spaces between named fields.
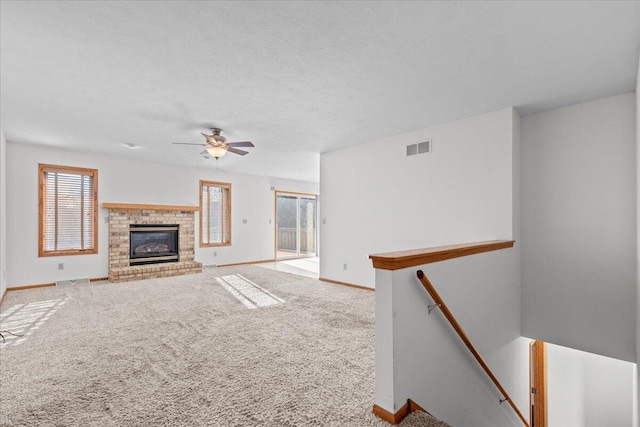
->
xmin=102 ymin=203 xmax=199 ymax=212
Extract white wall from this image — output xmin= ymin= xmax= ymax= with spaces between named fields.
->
xmin=6 ymin=142 xmax=317 ymax=287
xmin=521 ymin=93 xmax=637 ymax=363
xmin=367 ymin=107 xmax=527 ymax=425
xmin=636 ymin=54 xmax=640 ymax=419
xmin=320 ymin=108 xmax=516 ymax=288
xmin=513 ymin=109 xmax=522 ymax=243
xmin=547 ymin=342 xmax=637 ymax=427
xmin=0 ymin=127 xmax=7 ymax=298
xmin=375 ymin=248 xmax=529 ymax=427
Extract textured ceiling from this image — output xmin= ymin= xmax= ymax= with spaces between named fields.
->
xmin=1 ymin=1 xmax=639 ymax=183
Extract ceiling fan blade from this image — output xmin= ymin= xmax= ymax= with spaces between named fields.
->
xmin=173 ymin=142 xmax=207 ymax=146
xmin=200 ymin=150 xmax=211 ymax=158
xmin=227 ymin=147 xmax=249 ymax=156
xmin=227 ymin=141 xmax=254 ymax=148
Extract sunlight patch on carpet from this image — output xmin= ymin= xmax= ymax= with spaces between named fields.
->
xmin=0 ymin=297 xmax=69 ymax=347
xmin=215 ymin=274 xmax=284 ymax=309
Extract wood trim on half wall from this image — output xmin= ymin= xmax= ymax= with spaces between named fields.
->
xmin=369 ymin=240 xmax=515 ymax=271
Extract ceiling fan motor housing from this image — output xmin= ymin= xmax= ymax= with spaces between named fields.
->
xmin=204 ymin=128 xmax=227 ymax=146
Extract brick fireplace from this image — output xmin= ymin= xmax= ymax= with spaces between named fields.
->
xmin=103 ymin=203 xmax=202 ymax=282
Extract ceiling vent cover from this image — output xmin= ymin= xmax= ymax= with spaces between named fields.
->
xmin=406 ymin=139 xmax=432 ymax=157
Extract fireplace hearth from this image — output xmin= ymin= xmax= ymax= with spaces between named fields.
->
xmin=129 ymin=224 xmax=179 ymax=265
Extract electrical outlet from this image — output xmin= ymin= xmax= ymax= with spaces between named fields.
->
xmin=322 ymin=217 xmax=327 ymax=225
xmin=58 ymin=263 xmax=64 ymax=270
xmin=269 ymin=219 xmax=272 ymax=224
xmin=214 ymin=251 xmax=217 ymax=257
xmin=343 ymin=263 xmax=347 ymax=270
xmin=243 ymin=219 xmax=248 ymax=224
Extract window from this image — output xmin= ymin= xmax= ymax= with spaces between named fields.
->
xmin=39 ymin=164 xmax=98 ymax=257
xmin=200 ymin=181 xmax=231 ymax=246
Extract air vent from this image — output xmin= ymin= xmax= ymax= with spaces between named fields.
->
xmin=406 ymin=139 xmax=432 ymax=157
xmin=56 ymin=278 xmax=89 ymax=286
xmin=418 ymin=140 xmax=430 ymax=153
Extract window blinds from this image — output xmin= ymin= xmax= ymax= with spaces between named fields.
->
xmin=201 ymin=183 xmax=230 ymax=245
xmin=42 ymin=169 xmax=96 ymax=253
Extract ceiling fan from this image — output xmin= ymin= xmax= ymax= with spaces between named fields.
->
xmin=173 ymin=128 xmax=254 ymax=159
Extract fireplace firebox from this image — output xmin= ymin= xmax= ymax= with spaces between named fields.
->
xmin=129 ymin=224 xmax=179 ymax=266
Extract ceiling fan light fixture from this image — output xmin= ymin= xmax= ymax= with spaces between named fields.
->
xmin=206 ymin=146 xmax=227 ymax=158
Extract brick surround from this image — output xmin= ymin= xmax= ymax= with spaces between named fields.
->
xmin=106 ymin=206 xmax=202 ymax=282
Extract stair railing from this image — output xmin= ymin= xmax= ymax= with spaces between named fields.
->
xmin=416 ymin=269 xmax=530 ymax=427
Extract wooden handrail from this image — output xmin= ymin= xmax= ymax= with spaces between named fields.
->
xmin=369 ymin=240 xmax=515 ymax=271
xmin=416 ymin=270 xmax=529 ymax=427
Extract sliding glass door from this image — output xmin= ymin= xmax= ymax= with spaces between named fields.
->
xmin=276 ymin=192 xmax=317 ymax=259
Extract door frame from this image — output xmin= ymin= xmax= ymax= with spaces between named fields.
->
xmin=274 ymin=190 xmax=318 ymax=260
xmin=529 ymin=340 xmax=547 ymax=427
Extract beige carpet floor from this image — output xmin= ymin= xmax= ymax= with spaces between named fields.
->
xmin=0 ymin=266 xmax=450 ymax=427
